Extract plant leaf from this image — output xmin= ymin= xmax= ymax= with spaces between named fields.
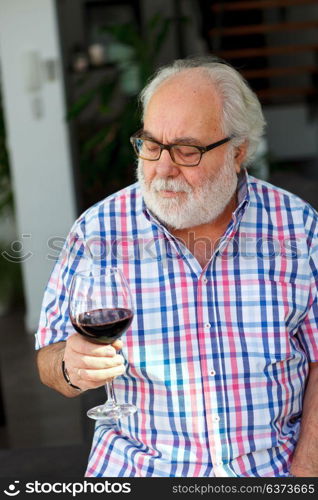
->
xmin=66 ymin=88 xmax=100 ymax=120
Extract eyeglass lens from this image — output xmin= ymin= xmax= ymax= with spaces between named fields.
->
xmin=134 ymin=138 xmax=201 ymax=166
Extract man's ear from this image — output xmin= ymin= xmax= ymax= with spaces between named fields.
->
xmin=234 ymin=141 xmax=248 ymax=174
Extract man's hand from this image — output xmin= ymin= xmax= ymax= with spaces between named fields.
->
xmin=290 ymin=362 xmax=318 ymax=477
xmin=63 ymin=334 xmax=125 ymax=392
xmin=36 ymin=335 xmax=125 ymax=397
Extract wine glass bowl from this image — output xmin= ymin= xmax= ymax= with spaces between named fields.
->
xmin=69 ymin=267 xmax=136 ymax=421
xmin=71 ymin=306 xmax=133 ymax=344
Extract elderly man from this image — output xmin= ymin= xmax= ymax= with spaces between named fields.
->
xmin=36 ymin=57 xmax=318 ymax=477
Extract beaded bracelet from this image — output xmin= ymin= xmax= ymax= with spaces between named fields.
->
xmin=62 ymin=360 xmax=82 ymax=391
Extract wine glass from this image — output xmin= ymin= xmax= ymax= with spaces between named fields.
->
xmin=69 ymin=267 xmax=136 ymax=422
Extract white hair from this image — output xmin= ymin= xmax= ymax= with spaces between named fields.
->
xmin=139 ymin=57 xmax=266 ymax=167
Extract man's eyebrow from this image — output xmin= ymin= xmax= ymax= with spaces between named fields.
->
xmin=141 ymin=130 xmax=203 ymax=145
xmin=141 ymin=130 xmax=157 ymax=140
xmin=173 ymin=136 xmax=204 ymax=146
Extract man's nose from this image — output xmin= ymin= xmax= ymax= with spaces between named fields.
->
xmin=155 ymin=149 xmax=179 ymax=177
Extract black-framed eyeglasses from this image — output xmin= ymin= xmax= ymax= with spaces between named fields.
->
xmin=130 ymin=131 xmax=233 ymax=167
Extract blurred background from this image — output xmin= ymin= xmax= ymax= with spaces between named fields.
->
xmin=0 ymin=0 xmax=317 ymax=478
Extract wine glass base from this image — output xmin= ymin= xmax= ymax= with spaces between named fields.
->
xmin=87 ymin=403 xmax=137 ymax=422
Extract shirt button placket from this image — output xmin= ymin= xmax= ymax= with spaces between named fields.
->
xmin=200 ymin=272 xmax=223 ymax=471
xmin=211 ymin=415 xmax=224 ymax=473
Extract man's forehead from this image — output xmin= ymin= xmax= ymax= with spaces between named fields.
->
xmin=142 ymin=129 xmax=205 ymax=146
xmin=143 ymin=78 xmax=222 ymax=140
xmin=144 ymin=73 xmax=221 ymax=120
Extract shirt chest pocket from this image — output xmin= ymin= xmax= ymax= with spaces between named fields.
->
xmin=229 ymin=279 xmax=309 ymax=367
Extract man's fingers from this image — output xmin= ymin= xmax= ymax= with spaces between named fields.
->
xmin=78 ymin=363 xmax=126 ymax=382
xmin=79 ymin=353 xmax=125 ymax=370
xmin=68 ymin=333 xmax=122 ymax=357
xmin=63 ymin=334 xmax=126 ymax=391
xmin=112 ymin=339 xmax=123 ymax=351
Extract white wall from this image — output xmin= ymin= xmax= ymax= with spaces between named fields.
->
xmin=0 ymin=0 xmax=77 ymax=331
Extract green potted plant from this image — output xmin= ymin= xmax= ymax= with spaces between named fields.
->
xmin=67 ymin=13 xmax=173 ymax=210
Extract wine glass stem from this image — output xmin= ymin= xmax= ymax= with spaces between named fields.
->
xmin=105 ymin=380 xmax=118 ymax=408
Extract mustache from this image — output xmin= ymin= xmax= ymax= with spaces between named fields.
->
xmin=150 ymin=177 xmax=192 ymax=194
xmin=137 ymin=159 xmax=192 ymax=193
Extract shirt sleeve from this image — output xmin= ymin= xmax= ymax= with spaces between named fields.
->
xmin=297 ymin=212 xmax=318 ymax=363
xmin=35 ymin=217 xmax=89 ymax=349
xmin=297 ymin=294 xmax=318 ymax=363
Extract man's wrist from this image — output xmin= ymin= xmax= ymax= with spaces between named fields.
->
xmin=61 ymin=359 xmax=82 ymax=392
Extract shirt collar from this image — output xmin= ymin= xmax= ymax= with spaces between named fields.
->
xmin=234 ymin=168 xmax=250 ymax=220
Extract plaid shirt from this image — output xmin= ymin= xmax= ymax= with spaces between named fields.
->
xmin=36 ymin=171 xmax=318 ymax=477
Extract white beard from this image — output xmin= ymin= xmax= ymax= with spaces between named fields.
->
xmin=137 ymin=150 xmax=238 ymax=230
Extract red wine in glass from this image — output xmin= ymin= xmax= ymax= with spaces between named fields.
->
xmin=71 ymin=308 xmax=133 ymax=343
xmin=69 ymin=267 xmax=136 ymax=422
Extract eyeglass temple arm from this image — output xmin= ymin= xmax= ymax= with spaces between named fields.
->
xmin=205 ymin=136 xmax=233 ymax=152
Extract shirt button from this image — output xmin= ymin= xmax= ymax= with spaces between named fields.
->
xmin=215 ymin=460 xmax=223 ymax=467
xmin=204 ymin=322 xmax=211 ymax=329
xmin=213 ymin=415 xmax=220 ymax=422
xmin=202 ymin=277 xmax=208 ymax=284
xmin=210 ymin=369 xmax=216 ymax=376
